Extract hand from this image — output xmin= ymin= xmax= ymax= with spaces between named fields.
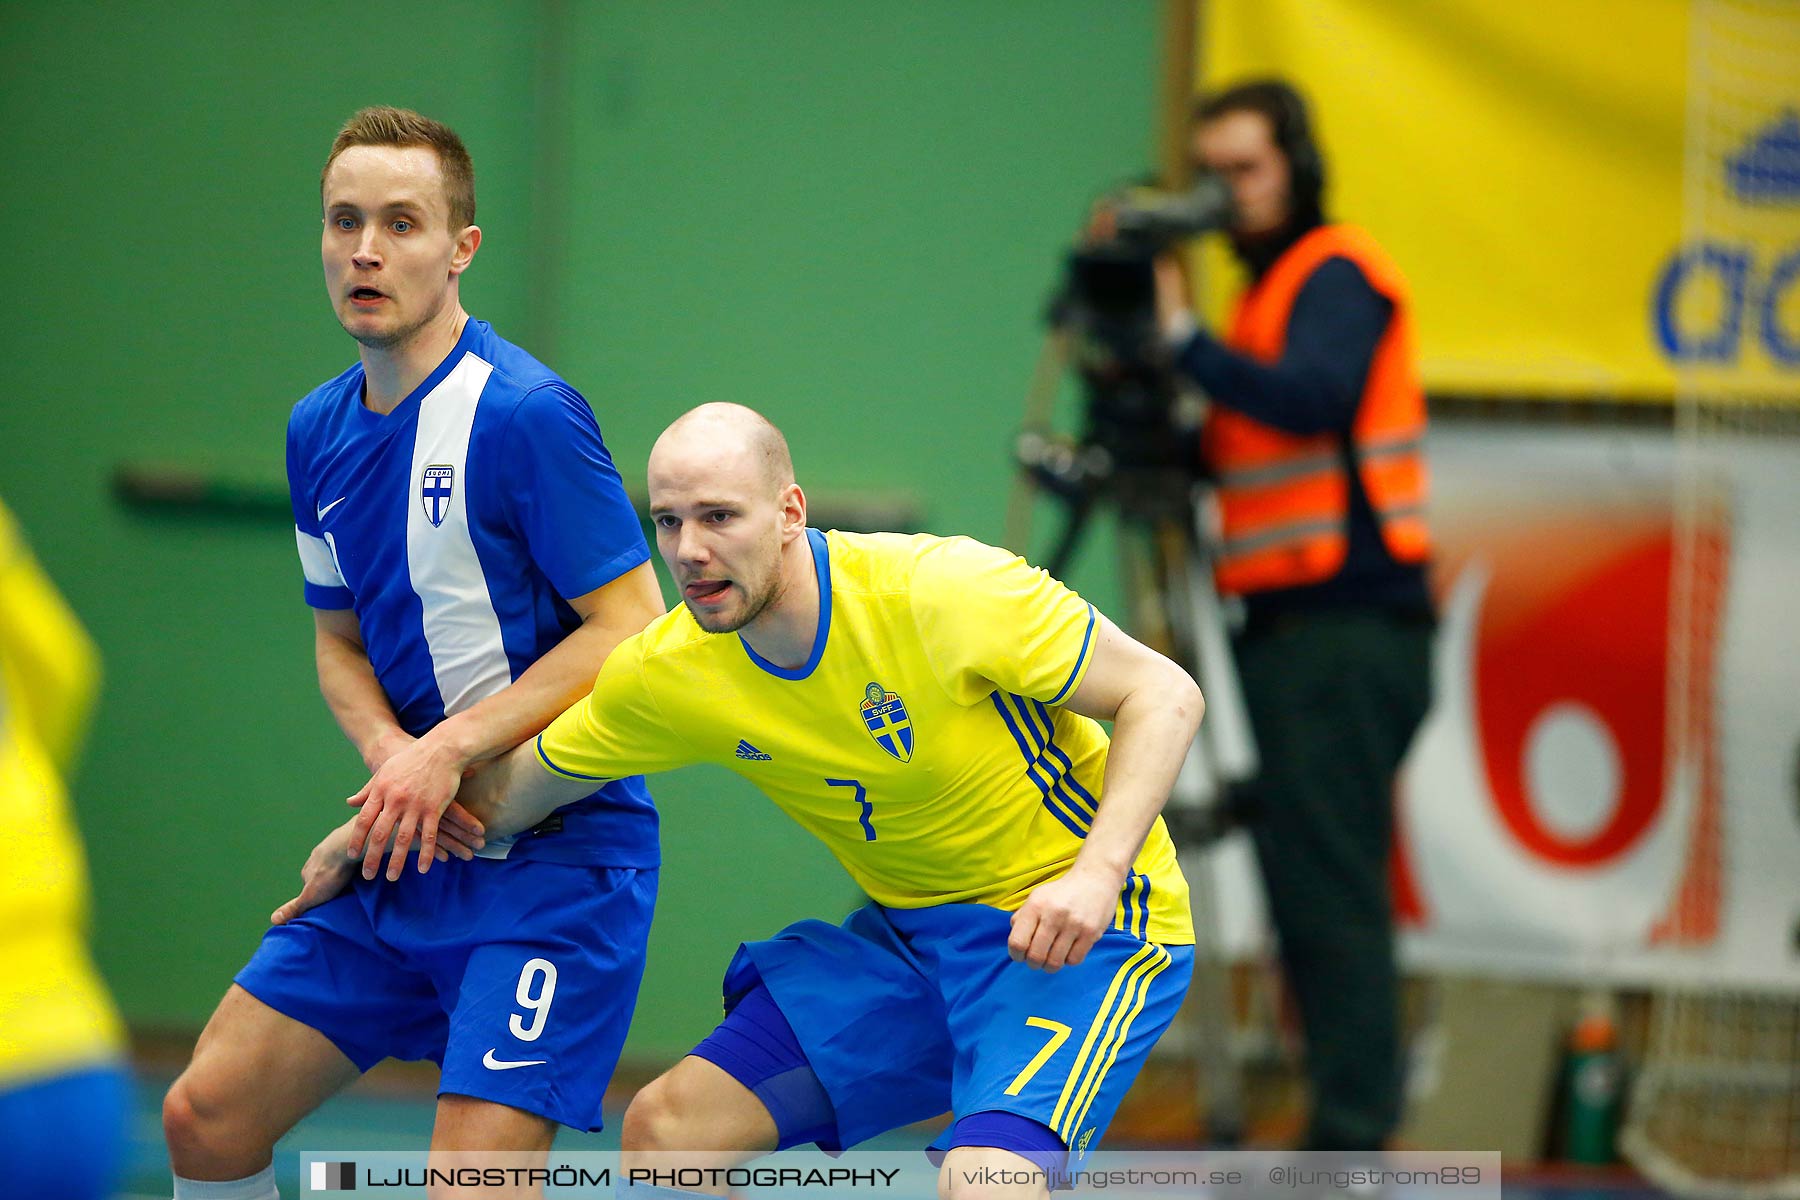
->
xmin=272 ymin=813 xmax=483 ymax=924
xmin=1153 ymin=253 xmax=1194 ymax=341
xmin=362 ymin=727 xmax=418 ymax=774
xmin=345 ymin=733 xmax=486 ymax=881
xmin=1008 ymin=863 xmax=1123 ymax=972
xmin=270 ymin=819 xmax=367 ymax=925
xmin=1083 ymin=199 xmax=1120 ymax=245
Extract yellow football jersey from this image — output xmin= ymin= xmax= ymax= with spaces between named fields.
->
xmin=0 ymin=501 xmax=124 ymax=1087
xmin=539 ymin=529 xmax=1193 ymax=944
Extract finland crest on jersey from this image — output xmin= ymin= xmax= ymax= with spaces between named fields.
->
xmin=860 ymin=681 xmax=914 ymax=762
xmin=421 ymin=464 xmax=455 ymax=527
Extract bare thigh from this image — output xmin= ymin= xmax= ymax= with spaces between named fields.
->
xmin=620 ymin=1055 xmax=780 ymax=1194
xmin=938 ymin=1146 xmax=1051 ymax=1200
xmin=427 ymin=1094 xmax=558 ymax=1199
xmin=163 ymin=984 xmax=361 ymax=1179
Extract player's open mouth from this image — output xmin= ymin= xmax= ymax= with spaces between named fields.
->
xmin=684 ymin=580 xmax=730 ymax=603
xmin=349 ymin=287 xmax=387 ymax=306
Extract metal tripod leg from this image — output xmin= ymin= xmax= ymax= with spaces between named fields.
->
xmin=1129 ymin=519 xmax=1247 ymax=1147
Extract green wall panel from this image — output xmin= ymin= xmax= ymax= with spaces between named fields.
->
xmin=0 ymin=2 xmax=1158 ymax=1060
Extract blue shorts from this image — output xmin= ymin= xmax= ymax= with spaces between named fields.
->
xmin=713 ymin=902 xmax=1193 ymax=1164
xmin=235 ymin=857 xmax=656 ymax=1131
xmin=0 ymin=1062 xmax=128 ymax=1200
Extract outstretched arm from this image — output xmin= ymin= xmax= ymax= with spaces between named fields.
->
xmin=1007 ymin=614 xmax=1204 ymax=970
xmin=350 ymin=606 xmax=688 ymax=881
xmin=346 ymin=562 xmax=663 ymax=879
xmin=276 ymin=725 xmax=605 ymax=925
xmin=452 ymin=739 xmax=602 ymax=843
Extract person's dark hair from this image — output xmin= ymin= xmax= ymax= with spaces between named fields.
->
xmin=321 ymin=106 xmax=476 ymax=229
xmin=1194 ymin=78 xmax=1325 ymax=225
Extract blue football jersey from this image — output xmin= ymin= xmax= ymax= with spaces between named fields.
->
xmin=285 ymin=318 xmax=657 ymax=867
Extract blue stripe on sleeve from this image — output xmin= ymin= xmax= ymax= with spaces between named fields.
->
xmin=998 ymin=696 xmax=1059 ymax=801
xmin=1034 ymin=700 xmax=1100 ymax=810
xmin=989 ymin=693 xmax=1089 ymax=838
xmin=1047 ymin=604 xmax=1097 ymax=705
xmin=1008 ymin=694 xmax=1095 ymax=822
xmin=992 ymin=693 xmax=1090 ymax=835
xmin=535 ymin=734 xmax=610 ymax=781
xmin=1011 ymin=695 xmax=1097 ymax=822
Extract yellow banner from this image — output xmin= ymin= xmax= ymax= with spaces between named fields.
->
xmin=1195 ymin=0 xmax=1800 ymax=399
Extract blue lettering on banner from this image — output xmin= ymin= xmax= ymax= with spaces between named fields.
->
xmin=1652 ymin=243 xmax=1800 ymax=366
xmin=1651 ymin=113 xmax=1800 ymax=367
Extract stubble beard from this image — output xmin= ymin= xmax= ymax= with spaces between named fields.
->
xmin=340 ymin=282 xmax=454 ymax=353
xmin=690 ymin=569 xmax=785 ymax=635
xmin=342 ymin=303 xmax=429 ymax=353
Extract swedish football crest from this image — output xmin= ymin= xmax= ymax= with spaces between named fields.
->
xmin=421 ymin=464 xmax=455 ymax=527
xmin=860 ymin=681 xmax=914 ymax=763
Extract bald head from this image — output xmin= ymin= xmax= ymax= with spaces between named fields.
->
xmin=652 ymin=402 xmax=794 ymax=498
xmin=648 ymin=404 xmax=807 ymax=635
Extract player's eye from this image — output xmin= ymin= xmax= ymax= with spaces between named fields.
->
xmin=707 ymin=510 xmax=733 ymax=523
xmin=392 ymin=219 xmax=412 ymax=233
xmin=334 ymin=216 xmax=357 ymax=231
xmin=654 ymin=515 xmax=678 ymax=530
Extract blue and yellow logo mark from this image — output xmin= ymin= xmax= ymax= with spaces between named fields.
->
xmin=860 ymin=681 xmax=914 ymax=763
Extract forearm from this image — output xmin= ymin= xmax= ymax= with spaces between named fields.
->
xmin=315 ymin=626 xmax=410 ymax=771
xmin=457 ymin=740 xmax=594 ymax=840
xmin=425 ymin=617 xmax=630 ymax=770
xmin=1170 ymin=257 xmax=1392 ymax=438
xmin=1071 ymin=673 xmax=1205 ymax=882
xmin=1174 ymin=331 xmax=1357 ymax=436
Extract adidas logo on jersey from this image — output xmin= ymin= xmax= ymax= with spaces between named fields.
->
xmin=734 ymin=739 xmax=772 ymax=761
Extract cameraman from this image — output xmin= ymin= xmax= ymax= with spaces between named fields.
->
xmin=1156 ymin=79 xmax=1435 ymax=1152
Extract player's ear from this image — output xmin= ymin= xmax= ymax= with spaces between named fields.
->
xmin=449 ymin=224 xmax=481 ymax=276
xmin=780 ymin=483 xmax=808 ymax=538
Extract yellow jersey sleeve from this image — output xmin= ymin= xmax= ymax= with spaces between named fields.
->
xmin=0 ymin=502 xmax=101 ymax=773
xmin=534 ymin=633 xmax=694 ymax=782
xmin=908 ymin=536 xmax=1098 ymax=708
xmin=0 ymin=499 xmax=125 ymax=1084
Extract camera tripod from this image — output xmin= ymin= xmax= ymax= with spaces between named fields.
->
xmin=1007 ymin=331 xmax=1258 ymax=1148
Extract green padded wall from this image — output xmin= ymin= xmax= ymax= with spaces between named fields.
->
xmin=0 ymin=1 xmax=1158 ymax=1059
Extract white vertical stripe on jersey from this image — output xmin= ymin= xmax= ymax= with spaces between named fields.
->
xmin=406 ymin=353 xmax=514 ymax=721
xmin=295 ymin=527 xmax=347 ymax=587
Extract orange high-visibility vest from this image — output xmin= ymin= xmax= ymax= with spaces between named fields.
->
xmin=1200 ymin=224 xmax=1431 ymax=596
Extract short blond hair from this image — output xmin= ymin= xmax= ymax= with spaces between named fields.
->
xmin=321 ymin=106 xmax=475 ymax=228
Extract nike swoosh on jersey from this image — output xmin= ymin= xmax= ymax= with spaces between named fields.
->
xmin=482 ymin=1049 xmax=548 ymax=1070
xmin=317 ymin=496 xmax=348 ymax=520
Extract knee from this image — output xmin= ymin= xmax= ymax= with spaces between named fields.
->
xmin=162 ymin=1071 xmax=244 ymax=1169
xmin=620 ymin=1073 xmax=694 ymax=1155
xmin=163 ymin=1065 xmax=271 ymax=1180
xmin=621 ymin=1057 xmax=779 ymax=1169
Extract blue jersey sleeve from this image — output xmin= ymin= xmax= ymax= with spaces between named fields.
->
xmin=287 ymin=406 xmax=354 ymax=610
xmin=501 ymin=384 xmax=651 ymax=601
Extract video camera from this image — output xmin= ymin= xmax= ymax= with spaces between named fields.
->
xmin=1106 ymin=172 xmax=1235 ymax=247
xmin=1019 ymin=174 xmax=1234 ymax=545
xmin=1008 ymin=171 xmax=1261 ymax=839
